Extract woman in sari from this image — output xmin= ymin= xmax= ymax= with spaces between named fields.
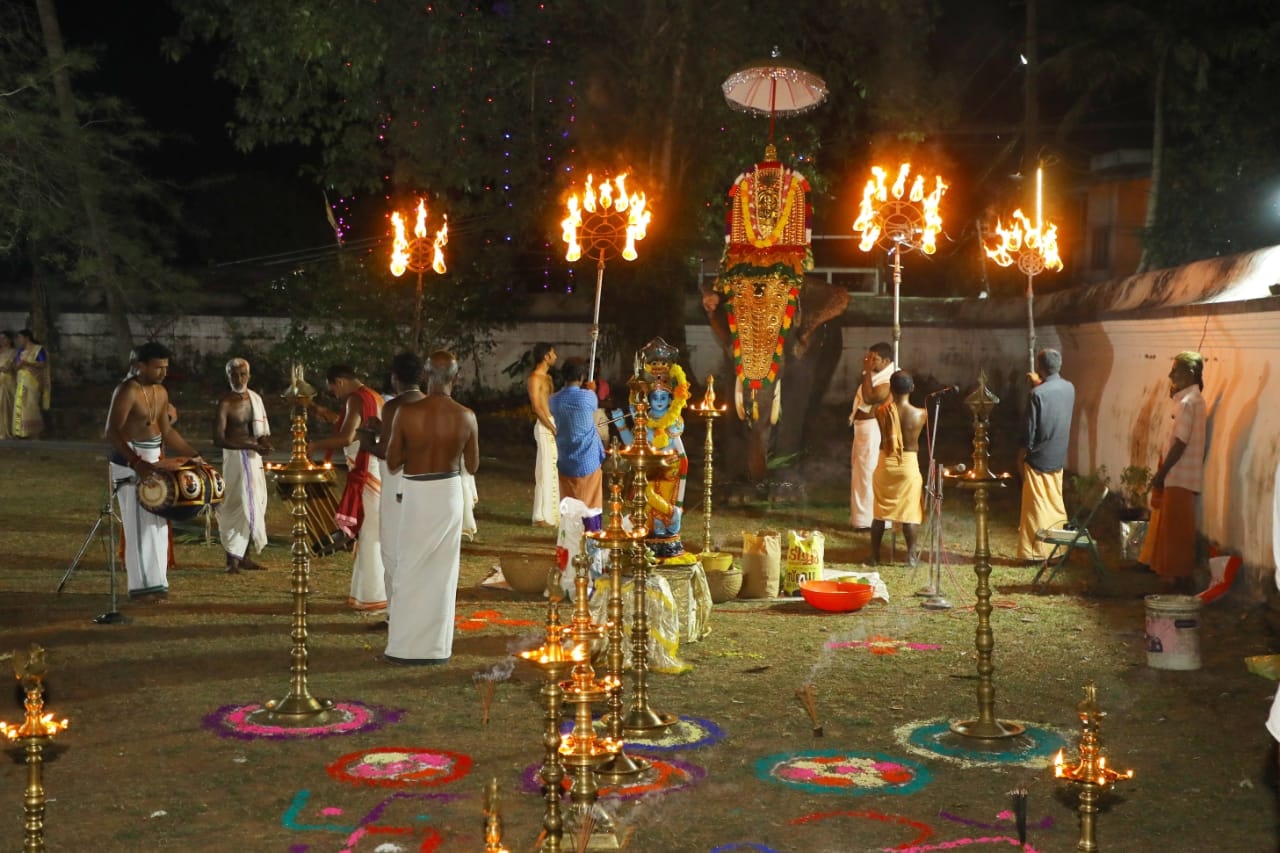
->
xmin=12 ymin=329 xmax=49 ymax=438
xmin=0 ymin=331 xmax=16 ymax=440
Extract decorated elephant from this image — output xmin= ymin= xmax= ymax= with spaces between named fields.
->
xmin=701 ymin=146 xmax=849 ymax=484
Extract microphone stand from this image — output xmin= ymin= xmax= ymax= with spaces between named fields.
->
xmin=57 ymin=474 xmax=132 ymax=625
xmin=915 ymin=390 xmax=962 ymax=610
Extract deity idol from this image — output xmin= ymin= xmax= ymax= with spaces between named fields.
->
xmin=615 ymin=338 xmax=693 ymax=562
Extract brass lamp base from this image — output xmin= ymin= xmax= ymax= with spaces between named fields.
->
xmin=950 ymin=718 xmax=1026 ymax=740
xmin=622 ymin=707 xmax=678 ymax=735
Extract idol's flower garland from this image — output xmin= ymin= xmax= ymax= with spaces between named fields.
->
xmin=647 ymin=363 xmax=689 ymax=449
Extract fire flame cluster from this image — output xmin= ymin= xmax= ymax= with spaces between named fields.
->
xmin=0 ymin=713 xmax=69 ymax=740
xmin=389 ymin=199 xmax=448 ymax=277
xmin=561 ymin=173 xmax=651 ymax=262
xmin=984 ymin=209 xmax=1063 ymax=271
xmin=1053 ymin=749 xmax=1134 ymax=786
xmin=852 ymin=163 xmax=948 ymax=254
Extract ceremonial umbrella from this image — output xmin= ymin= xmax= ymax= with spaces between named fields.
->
xmin=722 ymin=46 xmax=828 ymax=142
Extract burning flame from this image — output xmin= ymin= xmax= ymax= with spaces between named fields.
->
xmin=0 ymin=713 xmax=69 ymax=740
xmin=984 ymin=166 xmax=1063 ymax=273
xmin=852 ymin=163 xmax=948 ymax=254
xmin=561 ymin=173 xmax=650 ymax=262
xmin=389 ymin=199 xmax=448 ymax=276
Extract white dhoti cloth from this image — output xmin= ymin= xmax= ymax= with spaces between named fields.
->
xmin=379 ymin=459 xmax=403 ymax=601
xmin=386 ymin=473 xmax=463 ymax=663
xmin=345 ymin=439 xmax=386 ymax=612
xmin=532 ymin=419 xmax=559 ymax=525
xmin=849 ymin=418 xmax=881 ymax=528
xmin=217 ymin=449 xmax=268 ymax=558
xmin=461 ymin=468 xmax=478 ymax=540
xmin=110 ymin=438 xmax=168 ymax=597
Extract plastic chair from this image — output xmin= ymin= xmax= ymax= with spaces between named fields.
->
xmin=1032 ymin=483 xmax=1110 ymax=591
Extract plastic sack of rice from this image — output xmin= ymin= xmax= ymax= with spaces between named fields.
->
xmin=783 ymin=529 xmax=825 ymax=596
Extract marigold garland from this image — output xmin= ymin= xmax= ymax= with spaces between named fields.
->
xmin=647 ymin=363 xmax=689 ymax=448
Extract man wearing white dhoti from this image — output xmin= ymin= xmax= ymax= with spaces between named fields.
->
xmin=528 ymin=342 xmax=559 ymax=526
xmin=213 ymin=358 xmax=273 ymax=573
xmin=360 ymin=352 xmax=425 ymax=608
xmin=849 ymin=342 xmax=895 ymax=530
xmin=384 ymin=350 xmax=479 ymax=664
xmin=105 ymin=342 xmax=204 ymax=601
xmin=308 ymin=365 xmax=387 ymax=613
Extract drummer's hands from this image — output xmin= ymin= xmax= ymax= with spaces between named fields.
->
xmin=132 ymin=458 xmax=158 ymax=481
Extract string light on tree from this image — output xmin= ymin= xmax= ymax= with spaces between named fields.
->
xmin=852 ymin=163 xmax=948 ymax=365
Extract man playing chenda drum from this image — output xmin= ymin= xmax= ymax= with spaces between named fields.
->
xmin=213 ymin=357 xmax=273 ymax=574
xmin=104 ymin=341 xmax=204 ymax=601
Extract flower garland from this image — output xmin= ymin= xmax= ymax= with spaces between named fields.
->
xmin=647 ymin=363 xmax=690 ymax=448
xmin=737 ymin=176 xmax=805 ymax=248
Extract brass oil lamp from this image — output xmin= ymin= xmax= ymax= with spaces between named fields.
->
xmin=1 ymin=645 xmax=69 ymax=853
xmin=1053 ymin=683 xmax=1134 ymax=852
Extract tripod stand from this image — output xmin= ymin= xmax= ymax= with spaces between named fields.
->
xmin=910 ymin=388 xmax=966 ymax=610
xmin=57 ymin=474 xmax=131 ymax=625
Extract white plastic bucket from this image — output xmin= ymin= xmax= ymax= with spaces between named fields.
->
xmin=1145 ymin=594 xmax=1202 ymax=671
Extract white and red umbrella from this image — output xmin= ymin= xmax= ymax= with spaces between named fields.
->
xmin=722 ymin=46 xmax=828 ymax=141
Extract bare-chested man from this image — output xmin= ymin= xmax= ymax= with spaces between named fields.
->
xmin=869 ymin=370 xmax=927 ymax=566
xmin=213 ymin=358 xmax=273 ymax=574
xmin=383 ymin=350 xmax=479 ymax=664
xmin=307 ymin=365 xmax=387 ymax=612
xmin=104 ymin=341 xmax=203 ymax=600
xmin=527 ymin=342 xmax=558 ymax=527
xmin=359 ymin=351 xmax=425 ymax=611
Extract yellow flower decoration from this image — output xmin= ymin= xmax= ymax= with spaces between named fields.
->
xmin=648 ymin=363 xmax=689 ymax=448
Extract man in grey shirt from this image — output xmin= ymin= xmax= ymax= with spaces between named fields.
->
xmin=1017 ymin=348 xmax=1075 ymax=562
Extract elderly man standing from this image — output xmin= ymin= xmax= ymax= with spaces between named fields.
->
xmin=1140 ymin=351 xmax=1208 ymax=592
xmin=1016 ymin=348 xmax=1076 ymax=563
xmin=308 ymin=366 xmax=386 ymax=613
xmin=213 ymin=358 xmax=273 ymax=574
xmin=384 ymin=350 xmax=479 ymax=664
xmin=549 ymin=358 xmax=605 ymax=510
xmin=849 ymin=342 xmax=895 ymax=530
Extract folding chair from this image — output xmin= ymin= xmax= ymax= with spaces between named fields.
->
xmin=1031 ymin=483 xmax=1109 ymax=591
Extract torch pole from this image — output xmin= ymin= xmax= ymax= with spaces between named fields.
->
xmin=1026 ymin=273 xmax=1037 ymax=375
xmin=891 ymin=246 xmax=903 ymax=366
xmin=413 ymin=269 xmax=425 ymax=354
xmin=587 ymin=249 xmax=606 ymax=384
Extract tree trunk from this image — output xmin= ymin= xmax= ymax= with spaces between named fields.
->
xmin=1136 ymin=44 xmax=1168 ymax=274
xmin=34 ymin=0 xmax=134 ymax=362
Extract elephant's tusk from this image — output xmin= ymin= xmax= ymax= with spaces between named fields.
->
xmin=771 ymin=377 xmax=782 ymax=425
xmin=734 ymin=378 xmax=746 ymax=421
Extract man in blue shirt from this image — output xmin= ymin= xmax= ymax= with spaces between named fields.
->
xmin=1017 ymin=348 xmax=1076 ymax=562
xmin=549 ymin=358 xmax=605 ymax=510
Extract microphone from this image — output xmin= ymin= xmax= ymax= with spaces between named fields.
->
xmin=927 ymin=385 xmax=959 ymax=398
xmin=953 ymin=463 xmax=968 ymax=474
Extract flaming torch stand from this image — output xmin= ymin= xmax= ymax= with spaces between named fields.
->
xmin=1 ymin=648 xmax=69 ymax=853
xmin=389 ymin=199 xmax=448 ymax=353
xmin=688 ymin=376 xmax=726 ymax=555
xmin=558 ymin=538 xmax=626 ymax=849
xmin=1053 ymin=683 xmax=1133 ymax=852
xmin=983 ymin=167 xmax=1064 ymax=375
xmin=852 ymin=165 xmax=948 ymax=366
xmin=944 ymin=372 xmax=1022 ymax=743
xmin=518 ymin=566 xmax=576 ymax=852
xmin=619 ymin=384 xmax=678 ymax=736
xmin=257 ymin=365 xmax=337 ymax=725
xmin=590 ymin=450 xmax=652 ymax=783
xmin=561 ymin=175 xmax=649 ymax=384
